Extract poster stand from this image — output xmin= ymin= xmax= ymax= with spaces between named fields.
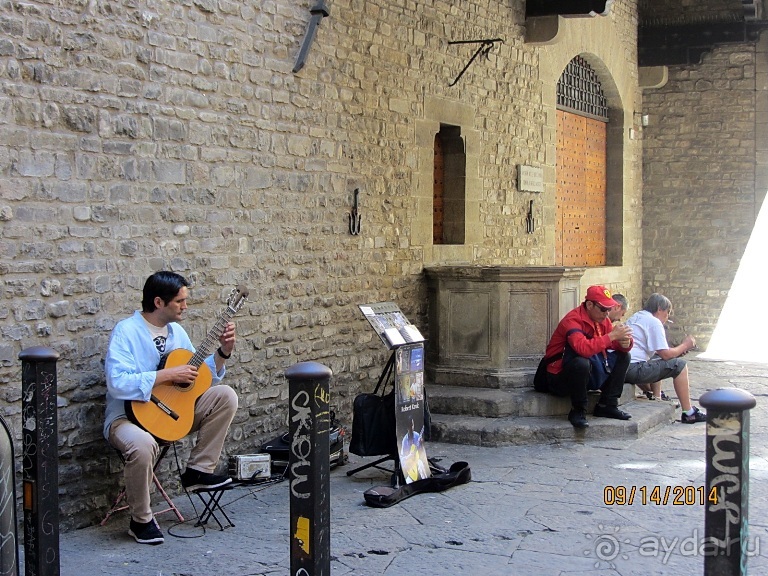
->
xmin=392 ymin=341 xmax=430 ymax=484
xmin=347 ymin=303 xmax=431 ymax=486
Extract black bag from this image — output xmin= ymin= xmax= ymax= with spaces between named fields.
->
xmin=562 ymin=344 xmax=617 ymax=391
xmin=422 ymin=388 xmax=432 ymax=442
xmin=533 ymin=353 xmax=563 ymax=392
xmin=586 ymin=353 xmax=610 ymax=390
xmin=349 ymin=389 xmax=396 ymax=457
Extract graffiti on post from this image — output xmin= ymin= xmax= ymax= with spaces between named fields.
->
xmin=704 ymin=411 xmax=750 ymax=573
xmin=290 ymin=389 xmax=312 ymax=500
xmin=287 ymin=362 xmax=331 ymax=576
xmin=312 ymin=381 xmax=330 ymax=572
xmin=20 ymin=351 xmax=60 ymax=576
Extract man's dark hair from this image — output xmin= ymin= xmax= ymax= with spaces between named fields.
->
xmin=141 ymin=271 xmax=190 ymax=312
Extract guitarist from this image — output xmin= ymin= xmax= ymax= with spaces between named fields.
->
xmin=399 ymin=417 xmax=428 ymax=483
xmin=103 ymin=271 xmax=238 ymax=545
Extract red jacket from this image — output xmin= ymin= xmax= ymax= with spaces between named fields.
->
xmin=544 ymin=304 xmax=633 ymax=375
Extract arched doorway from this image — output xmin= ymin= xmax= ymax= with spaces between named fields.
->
xmin=555 ymin=55 xmax=610 ymax=266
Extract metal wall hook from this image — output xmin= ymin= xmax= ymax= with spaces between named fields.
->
xmin=348 ymin=188 xmax=361 ymax=235
xmin=448 ymin=38 xmax=503 ymax=87
xmin=526 ymin=199 xmax=535 ymax=234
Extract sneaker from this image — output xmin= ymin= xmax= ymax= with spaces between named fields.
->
xmin=180 ymin=468 xmax=232 ymax=491
xmin=681 ymin=406 xmax=707 ymax=424
xmin=593 ymin=404 xmax=632 ymax=420
xmin=128 ymin=518 xmax=164 ymax=545
xmin=568 ymin=408 xmax=589 ymax=429
xmin=644 ymin=391 xmax=655 ymax=400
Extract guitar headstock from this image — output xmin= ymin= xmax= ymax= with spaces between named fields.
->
xmin=227 ymin=285 xmax=249 ymax=313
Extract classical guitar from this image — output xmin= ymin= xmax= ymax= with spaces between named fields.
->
xmin=125 ymin=285 xmax=249 ymax=442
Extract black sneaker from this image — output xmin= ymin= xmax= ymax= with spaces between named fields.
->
xmin=128 ymin=518 xmax=164 ymax=545
xmin=568 ymin=408 xmax=589 ymax=429
xmin=681 ymin=406 xmax=707 ymax=424
xmin=180 ymin=468 xmax=232 ymax=491
xmin=594 ymin=404 xmax=632 ymax=420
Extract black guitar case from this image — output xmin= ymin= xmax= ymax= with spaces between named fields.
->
xmin=363 ymin=460 xmax=471 ymax=508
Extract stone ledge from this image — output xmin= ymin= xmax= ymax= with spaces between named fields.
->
xmin=426 ymin=365 xmax=536 ymax=389
xmin=429 ymin=398 xmax=675 ymax=447
xmin=428 ymin=384 xmax=637 ymax=418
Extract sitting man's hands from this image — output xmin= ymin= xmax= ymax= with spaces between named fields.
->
xmin=609 ymin=323 xmax=633 ymax=348
xmin=680 ymin=335 xmax=697 ymax=355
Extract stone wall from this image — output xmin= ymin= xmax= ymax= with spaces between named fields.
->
xmin=0 ymin=0 xmax=642 ymax=528
xmin=641 ymin=35 xmax=768 ymax=347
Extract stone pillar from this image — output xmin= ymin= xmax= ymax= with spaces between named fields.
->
xmin=424 ymin=266 xmax=585 ymax=388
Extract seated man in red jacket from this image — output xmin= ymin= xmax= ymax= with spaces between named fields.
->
xmin=541 ymin=286 xmax=634 ymax=428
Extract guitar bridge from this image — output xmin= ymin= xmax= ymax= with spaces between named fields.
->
xmin=150 ymin=395 xmax=179 ymax=421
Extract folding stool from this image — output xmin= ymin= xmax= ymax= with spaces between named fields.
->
xmin=191 ymin=483 xmax=237 ymax=530
xmin=101 ymin=443 xmax=184 ymax=526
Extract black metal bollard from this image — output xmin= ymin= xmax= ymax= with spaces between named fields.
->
xmin=19 ymin=347 xmax=60 ymax=576
xmin=285 ymin=361 xmax=332 ymax=576
xmin=0 ymin=414 xmax=19 ymax=576
xmin=700 ymin=387 xmax=757 ymax=576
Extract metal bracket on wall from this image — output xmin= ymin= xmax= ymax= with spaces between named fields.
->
xmin=526 ymin=200 xmax=535 ymax=234
xmin=447 ymin=38 xmax=502 ymax=87
xmin=348 ymin=189 xmax=361 ymax=235
xmin=292 ymin=1 xmax=330 ymax=73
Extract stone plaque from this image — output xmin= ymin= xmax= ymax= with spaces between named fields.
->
xmin=518 ymin=165 xmax=544 ymax=193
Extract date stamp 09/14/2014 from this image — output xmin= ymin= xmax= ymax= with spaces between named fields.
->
xmin=603 ymin=485 xmax=720 ymax=507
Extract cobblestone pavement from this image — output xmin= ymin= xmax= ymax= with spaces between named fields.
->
xmin=20 ymin=356 xmax=768 ymax=575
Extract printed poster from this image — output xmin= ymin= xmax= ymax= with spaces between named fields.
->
xmin=394 ymin=343 xmax=431 ymax=484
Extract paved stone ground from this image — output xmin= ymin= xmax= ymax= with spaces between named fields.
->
xmin=19 ymin=356 xmax=768 ymax=575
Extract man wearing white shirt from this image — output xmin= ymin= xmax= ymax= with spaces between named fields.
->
xmin=104 ymin=271 xmax=238 ymax=544
xmin=623 ymin=293 xmax=706 ymax=424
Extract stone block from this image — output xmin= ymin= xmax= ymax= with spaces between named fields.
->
xmin=424 ymin=266 xmax=584 ymax=388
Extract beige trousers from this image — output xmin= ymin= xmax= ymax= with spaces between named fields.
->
xmin=108 ymin=385 xmax=238 ymax=523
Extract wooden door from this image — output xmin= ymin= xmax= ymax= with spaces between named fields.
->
xmin=556 ymin=109 xmax=607 ymax=266
xmin=433 ymin=134 xmax=444 ymax=244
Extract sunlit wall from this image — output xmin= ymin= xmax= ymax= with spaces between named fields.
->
xmin=700 ymin=193 xmax=768 ymax=364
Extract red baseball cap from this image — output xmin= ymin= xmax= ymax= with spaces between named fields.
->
xmin=585 ymin=285 xmax=618 ymax=308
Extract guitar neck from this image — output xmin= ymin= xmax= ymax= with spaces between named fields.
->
xmin=188 ymin=309 xmax=235 ymax=367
